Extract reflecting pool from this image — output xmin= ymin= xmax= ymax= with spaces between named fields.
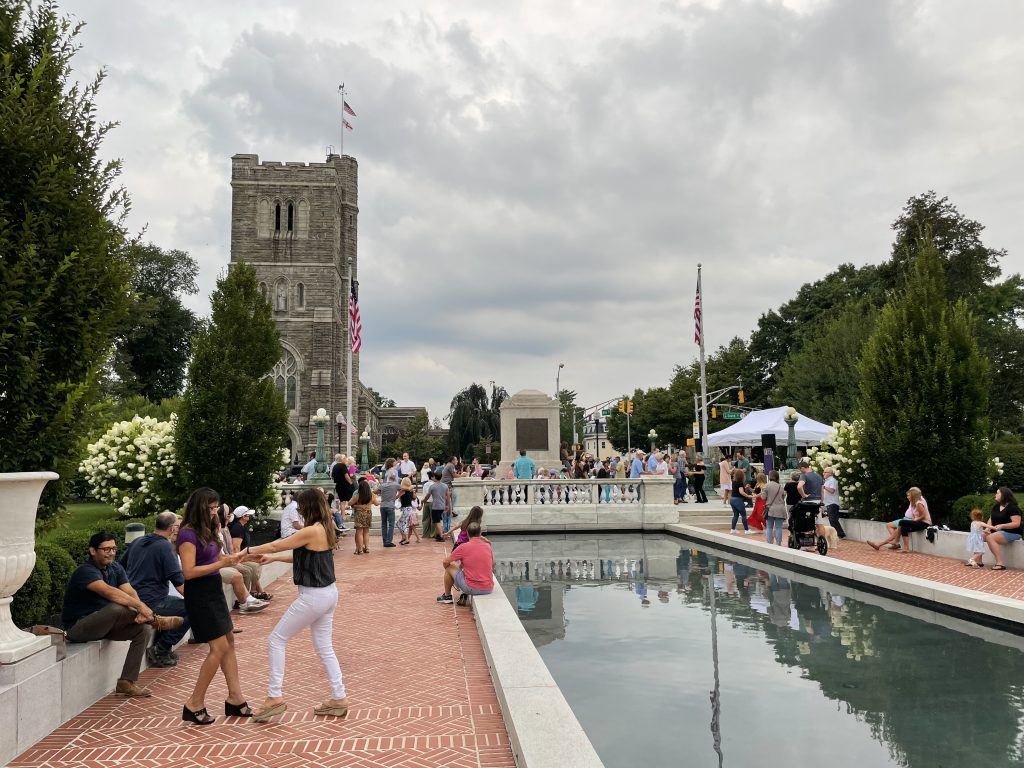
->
xmin=490 ymin=533 xmax=1024 ymax=768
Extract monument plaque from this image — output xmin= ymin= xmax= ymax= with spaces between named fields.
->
xmin=516 ymin=418 xmax=549 ymax=451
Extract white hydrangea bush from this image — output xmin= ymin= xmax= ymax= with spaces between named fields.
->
xmin=79 ymin=415 xmax=177 ymax=517
xmin=806 ymin=419 xmax=870 ymax=514
xmin=988 ymin=454 xmax=1005 ymax=485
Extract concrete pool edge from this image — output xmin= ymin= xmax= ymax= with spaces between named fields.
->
xmin=470 ymin=582 xmax=604 ymax=768
xmin=666 ymin=523 xmax=1024 ymax=634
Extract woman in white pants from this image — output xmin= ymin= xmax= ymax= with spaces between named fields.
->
xmin=245 ymin=488 xmax=349 ymax=722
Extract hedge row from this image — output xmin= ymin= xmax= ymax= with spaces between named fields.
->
xmin=12 ymin=515 xmax=156 ymax=629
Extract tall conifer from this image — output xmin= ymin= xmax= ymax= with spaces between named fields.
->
xmin=857 ymin=238 xmax=989 ymax=521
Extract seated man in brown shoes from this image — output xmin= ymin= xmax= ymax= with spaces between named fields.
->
xmin=62 ymin=531 xmax=184 ymax=697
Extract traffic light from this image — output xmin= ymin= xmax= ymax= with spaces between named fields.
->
xmin=738 ymin=389 xmax=745 ymax=404
xmin=711 ymin=406 xmax=717 ymax=419
xmin=618 ymin=400 xmax=625 ymax=413
xmin=626 ymin=400 xmax=634 ymax=414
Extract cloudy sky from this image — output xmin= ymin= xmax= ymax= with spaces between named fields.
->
xmin=61 ymin=0 xmax=1024 ymax=422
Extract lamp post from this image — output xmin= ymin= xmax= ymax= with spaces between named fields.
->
xmin=359 ymin=429 xmax=370 ymax=471
xmin=311 ymin=408 xmax=330 ymax=479
xmin=648 ymin=429 xmax=658 ymax=453
xmin=335 ymin=412 xmax=344 ymax=456
xmin=783 ymin=406 xmax=799 ymax=470
xmin=556 ymin=362 xmax=564 ymax=401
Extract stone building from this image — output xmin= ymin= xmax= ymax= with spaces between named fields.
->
xmin=229 ymin=152 xmax=378 ymax=460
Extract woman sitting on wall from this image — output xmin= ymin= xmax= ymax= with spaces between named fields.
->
xmin=966 ymin=486 xmax=1022 ymax=571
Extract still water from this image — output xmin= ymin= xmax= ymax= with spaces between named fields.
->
xmin=490 ymin=533 xmax=1024 ymax=768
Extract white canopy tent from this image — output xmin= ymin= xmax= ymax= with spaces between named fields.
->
xmin=706 ymin=406 xmax=833 ymax=448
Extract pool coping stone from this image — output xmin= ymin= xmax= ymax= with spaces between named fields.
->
xmin=472 ymin=581 xmax=604 ymax=768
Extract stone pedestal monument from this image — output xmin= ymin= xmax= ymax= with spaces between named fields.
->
xmin=498 ymin=390 xmax=561 ymax=473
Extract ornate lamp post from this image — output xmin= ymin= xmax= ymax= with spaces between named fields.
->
xmin=359 ymin=429 xmax=370 ymax=471
xmin=311 ymin=408 xmax=330 ymax=480
xmin=335 ymin=412 xmax=345 ymax=456
xmin=648 ymin=429 xmax=658 ymax=453
xmin=784 ymin=406 xmax=799 ymax=470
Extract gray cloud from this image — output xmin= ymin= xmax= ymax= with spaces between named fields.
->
xmin=61 ymin=0 xmax=1024 ymax=420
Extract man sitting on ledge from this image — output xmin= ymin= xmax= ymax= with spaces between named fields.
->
xmin=437 ymin=522 xmax=494 ymax=606
xmin=62 ymin=531 xmax=184 ymax=697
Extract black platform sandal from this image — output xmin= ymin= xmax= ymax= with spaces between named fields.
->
xmin=225 ymin=700 xmax=253 ymax=717
xmin=182 ymin=705 xmax=215 ymax=725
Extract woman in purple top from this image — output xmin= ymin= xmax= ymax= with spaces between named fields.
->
xmin=178 ymin=487 xmax=248 ymax=725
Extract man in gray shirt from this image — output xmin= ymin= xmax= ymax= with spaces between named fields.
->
xmin=822 ymin=466 xmax=845 ymax=539
xmin=427 ymin=471 xmax=450 ymax=541
xmin=797 ymin=460 xmax=824 ymax=499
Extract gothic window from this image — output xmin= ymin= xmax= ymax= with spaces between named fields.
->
xmin=287 ymin=202 xmax=294 ymax=231
xmin=274 ymin=203 xmax=281 ymax=232
xmin=259 ymin=282 xmax=268 ymax=300
xmin=296 ymin=282 xmax=305 ymax=308
xmin=275 ymin=279 xmax=288 ymax=311
xmin=257 ymin=199 xmax=271 ymax=239
xmin=272 ymin=350 xmax=299 ymax=412
xmin=297 ymin=199 xmax=310 ymax=239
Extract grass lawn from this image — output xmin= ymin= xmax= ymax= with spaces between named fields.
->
xmin=41 ymin=501 xmax=119 ymax=541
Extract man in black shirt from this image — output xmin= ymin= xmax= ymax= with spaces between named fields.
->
xmin=62 ymin=531 xmax=183 ymax=697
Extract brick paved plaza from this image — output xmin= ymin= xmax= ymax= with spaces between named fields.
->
xmin=11 ymin=539 xmax=515 ymax=768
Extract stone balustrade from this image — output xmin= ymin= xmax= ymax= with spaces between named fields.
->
xmin=452 ymin=477 xmax=677 ymax=531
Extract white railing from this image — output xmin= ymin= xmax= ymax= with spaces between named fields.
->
xmin=473 ymin=479 xmax=644 ymax=507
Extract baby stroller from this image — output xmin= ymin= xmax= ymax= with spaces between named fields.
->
xmin=788 ymin=498 xmax=828 ymax=555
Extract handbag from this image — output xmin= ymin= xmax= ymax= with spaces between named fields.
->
xmin=29 ymin=625 xmax=67 ymax=661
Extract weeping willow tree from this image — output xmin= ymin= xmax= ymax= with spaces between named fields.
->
xmin=447 ymin=382 xmax=507 ymax=459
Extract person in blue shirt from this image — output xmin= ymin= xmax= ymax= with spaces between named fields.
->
xmin=513 ymin=449 xmax=537 ymax=479
xmin=629 ymin=450 xmax=645 ymax=478
xmin=646 ymin=451 xmax=659 ymax=473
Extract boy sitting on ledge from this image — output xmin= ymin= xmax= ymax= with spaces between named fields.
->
xmin=437 ymin=522 xmax=494 ymax=606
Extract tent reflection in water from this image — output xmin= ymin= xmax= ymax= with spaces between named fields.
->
xmin=707 ymin=406 xmax=833 ymax=447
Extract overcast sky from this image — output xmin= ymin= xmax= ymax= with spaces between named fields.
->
xmin=61 ymin=0 xmax=1024 ymax=423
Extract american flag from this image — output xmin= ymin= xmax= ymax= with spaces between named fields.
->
xmin=349 ymin=280 xmax=362 ymax=353
xmin=694 ymin=274 xmax=703 ymax=346
xmin=344 ymin=100 xmax=357 ymax=117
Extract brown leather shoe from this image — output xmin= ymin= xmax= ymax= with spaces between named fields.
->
xmin=115 ymin=678 xmax=152 ymax=697
xmin=151 ymin=615 xmax=184 ymax=632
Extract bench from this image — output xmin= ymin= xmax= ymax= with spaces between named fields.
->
xmin=842 ymin=518 xmax=1023 ymax=568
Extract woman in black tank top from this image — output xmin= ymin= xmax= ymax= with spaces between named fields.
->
xmin=246 ymin=488 xmax=349 ymax=722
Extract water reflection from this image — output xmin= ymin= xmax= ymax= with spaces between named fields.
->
xmin=491 ymin=534 xmax=1024 ymax=768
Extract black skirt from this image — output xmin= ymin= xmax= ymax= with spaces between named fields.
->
xmin=184 ymin=572 xmax=233 ymax=643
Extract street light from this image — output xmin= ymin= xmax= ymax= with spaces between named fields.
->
xmin=335 ymin=412 xmax=344 ymax=455
xmin=783 ymin=406 xmax=799 ymax=470
xmin=359 ymin=429 xmax=370 ymax=471
xmin=555 ymin=363 xmax=564 ymax=400
xmin=648 ymin=429 xmax=658 ymax=453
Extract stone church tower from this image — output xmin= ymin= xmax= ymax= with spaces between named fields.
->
xmin=229 ymin=153 xmax=374 ymax=460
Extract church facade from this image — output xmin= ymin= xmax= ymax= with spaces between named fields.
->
xmin=229 ymin=152 xmax=377 ymax=461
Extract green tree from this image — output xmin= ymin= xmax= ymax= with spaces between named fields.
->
xmin=368 ymin=387 xmax=396 ymax=408
xmin=857 ymin=239 xmax=989 ymax=522
xmin=773 ymin=300 xmax=878 ymax=424
xmin=0 ymin=2 xmax=131 ymax=516
xmin=447 ymin=382 xmax=507 ymax=459
xmin=388 ymin=412 xmax=446 ymax=465
xmin=110 ymin=242 xmax=198 ymax=401
xmin=747 ymin=265 xmax=887 ymax=403
xmin=173 ymin=262 xmax=288 ymax=508
xmin=558 ymin=389 xmax=585 ymax=447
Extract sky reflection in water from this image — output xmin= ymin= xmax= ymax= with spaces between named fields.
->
xmin=491 ymin=534 xmax=1024 ymax=768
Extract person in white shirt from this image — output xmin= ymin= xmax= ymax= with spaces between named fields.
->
xmin=420 ymin=462 xmax=432 ymax=483
xmin=280 ymin=496 xmax=303 ymax=538
xmin=399 ymin=453 xmax=417 ymax=479
xmin=300 ymin=452 xmax=317 ymax=478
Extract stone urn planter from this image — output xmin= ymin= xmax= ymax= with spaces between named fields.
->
xmin=0 ymin=471 xmax=59 ymax=664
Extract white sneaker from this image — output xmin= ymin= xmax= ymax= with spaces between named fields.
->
xmin=240 ymin=599 xmax=268 ymax=613
xmin=729 ymin=529 xmax=740 ymax=535
xmin=744 ymin=530 xmax=757 ymax=535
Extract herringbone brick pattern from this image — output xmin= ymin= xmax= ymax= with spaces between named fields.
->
xmin=12 ymin=541 xmax=515 ymax=768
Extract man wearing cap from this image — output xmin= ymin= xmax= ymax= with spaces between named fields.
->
xmin=120 ymin=511 xmax=190 ymax=668
xmin=229 ymin=506 xmax=273 ymax=601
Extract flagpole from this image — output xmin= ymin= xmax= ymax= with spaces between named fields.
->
xmin=339 ymin=83 xmax=345 ymax=157
xmin=698 ymin=264 xmax=711 ymax=498
xmin=346 ymin=275 xmax=353 ymax=456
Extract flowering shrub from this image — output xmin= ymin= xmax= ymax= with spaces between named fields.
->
xmin=806 ymin=419 xmax=871 ymax=515
xmin=988 ymin=455 xmax=1005 ymax=486
xmin=79 ymin=415 xmax=177 ymax=517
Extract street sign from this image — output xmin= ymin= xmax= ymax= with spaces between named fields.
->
xmin=692 ymin=422 xmax=699 ymax=439
xmin=723 ymin=412 xmax=742 ymax=420
xmin=601 ymin=408 xmax=610 ymax=416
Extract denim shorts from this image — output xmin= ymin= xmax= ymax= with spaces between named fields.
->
xmin=454 ymin=570 xmax=492 ymax=596
xmin=994 ymin=531 xmax=1022 ymax=543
